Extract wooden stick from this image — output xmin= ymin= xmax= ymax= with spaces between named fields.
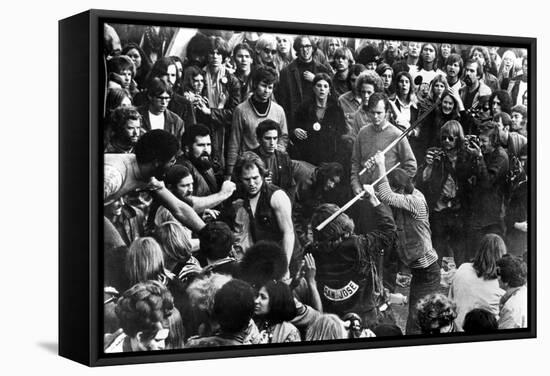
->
xmin=316 ymin=162 xmax=401 ymax=231
xmin=358 ymin=101 xmax=439 ymax=176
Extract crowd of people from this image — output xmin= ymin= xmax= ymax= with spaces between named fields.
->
xmin=102 ymin=24 xmax=530 ymax=353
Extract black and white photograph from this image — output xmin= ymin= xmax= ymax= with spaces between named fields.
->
xmin=99 ymin=16 xmax=534 ymax=359
xmin=4 ymin=0 xmax=549 ymax=372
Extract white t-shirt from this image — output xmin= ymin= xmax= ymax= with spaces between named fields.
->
xmin=449 ymin=262 xmax=505 ymax=330
xmin=148 ymin=111 xmax=165 ymax=130
xmin=412 ymin=68 xmax=446 ymax=87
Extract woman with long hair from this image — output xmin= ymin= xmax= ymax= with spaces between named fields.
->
xmin=305 ymin=313 xmax=347 ymax=341
xmin=449 ymin=233 xmax=506 ymax=330
xmin=125 ymin=237 xmax=166 ymax=286
xmin=254 ymin=280 xmax=301 ymax=343
xmin=389 ymin=71 xmax=421 ymax=160
xmin=122 ymin=42 xmax=152 ymax=89
xmin=154 ymin=221 xmax=201 ymax=282
xmin=276 ymin=34 xmax=294 ymax=70
xmin=497 ymin=50 xmax=517 ymax=88
xmin=291 ymin=73 xmax=348 ymax=167
xmin=419 ymin=89 xmax=463 ymax=151
xmin=319 ymin=37 xmax=344 ymax=72
xmin=418 ymin=74 xmax=450 ymax=115
xmin=389 ymin=71 xmax=418 ymax=131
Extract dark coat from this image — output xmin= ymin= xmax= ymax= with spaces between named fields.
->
xmin=305 ymin=203 xmax=396 ymax=319
xmin=138 ymin=105 xmax=185 ymax=144
xmin=469 ymin=146 xmax=510 ymax=227
xmin=416 ymin=148 xmax=475 ymax=213
xmin=291 ymin=97 xmax=348 ymax=167
xmin=195 ymin=70 xmax=242 ymax=170
xmin=276 ymin=59 xmax=332 ymax=125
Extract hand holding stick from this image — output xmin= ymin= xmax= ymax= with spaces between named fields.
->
xmin=316 ymin=162 xmax=401 ymax=231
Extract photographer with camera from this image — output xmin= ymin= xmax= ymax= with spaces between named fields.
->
xmin=417 ymin=120 xmax=478 ymax=268
xmin=462 ymin=122 xmax=509 ymax=263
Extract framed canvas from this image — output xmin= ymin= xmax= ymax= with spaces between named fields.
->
xmin=59 ymin=8 xmax=536 ymax=367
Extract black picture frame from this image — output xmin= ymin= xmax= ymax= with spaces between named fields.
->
xmin=59 ymin=8 xmax=537 ymax=367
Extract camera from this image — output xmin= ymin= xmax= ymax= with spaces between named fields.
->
xmin=430 ymin=148 xmax=445 ymax=162
xmin=464 ymin=134 xmax=480 ymax=148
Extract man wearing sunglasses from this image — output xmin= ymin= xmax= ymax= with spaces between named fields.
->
xmin=277 ymin=35 xmax=333 ymax=125
xmin=255 ymin=34 xmax=280 ymax=73
xmin=417 ymin=120 xmax=472 ymax=267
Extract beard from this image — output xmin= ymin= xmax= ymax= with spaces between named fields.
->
xmin=190 ymin=151 xmax=212 ymax=171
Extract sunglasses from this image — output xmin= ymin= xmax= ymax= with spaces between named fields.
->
xmin=263 ymin=48 xmax=277 ymax=55
xmin=441 ymin=135 xmax=455 ymax=142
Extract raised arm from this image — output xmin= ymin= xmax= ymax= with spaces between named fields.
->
xmin=154 ymin=187 xmax=205 ymax=232
xmin=371 ymin=152 xmax=427 ymax=219
xmin=303 ymin=253 xmax=323 ymax=313
xmin=187 ymin=180 xmax=236 ymax=213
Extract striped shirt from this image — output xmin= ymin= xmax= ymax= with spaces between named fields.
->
xmin=377 ymin=180 xmax=438 ymax=269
